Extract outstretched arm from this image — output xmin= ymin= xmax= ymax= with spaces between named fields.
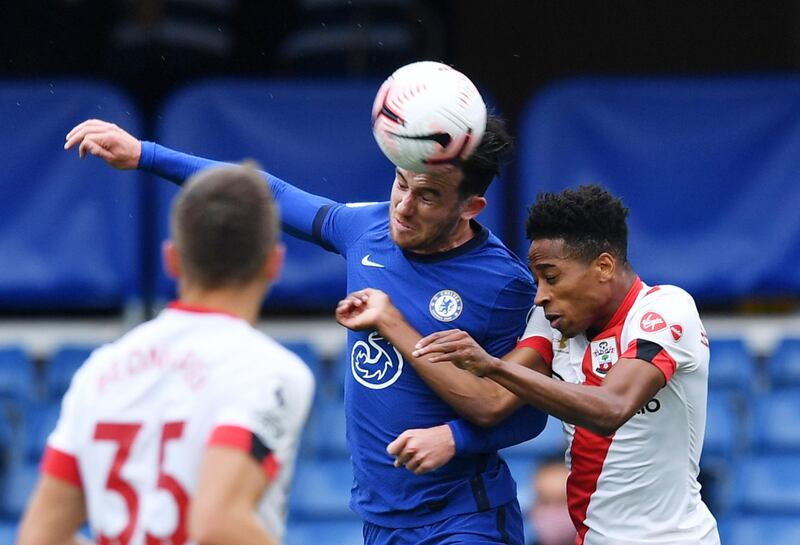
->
xmin=64 ymin=119 xmax=337 ymax=246
xmin=336 ymin=289 xmax=550 ymax=426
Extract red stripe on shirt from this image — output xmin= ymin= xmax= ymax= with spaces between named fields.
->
xmin=516 ymin=336 xmax=553 ymax=366
xmin=41 ymin=446 xmax=82 ymax=488
xmin=568 ymin=427 xmax=614 ymax=544
xmin=208 ymin=425 xmax=280 ymax=481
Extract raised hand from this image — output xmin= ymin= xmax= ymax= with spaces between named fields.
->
xmin=412 ymin=329 xmax=496 ymax=377
xmin=335 ymin=288 xmax=395 ymax=332
xmin=64 ymin=119 xmax=141 ymax=169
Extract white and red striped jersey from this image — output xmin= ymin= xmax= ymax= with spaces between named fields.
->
xmin=42 ymin=302 xmax=314 ymax=544
xmin=517 ymin=278 xmax=720 ymax=545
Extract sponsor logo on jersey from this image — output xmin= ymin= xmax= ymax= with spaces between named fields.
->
xmin=640 ymin=312 xmax=667 ymax=333
xmin=360 ymin=254 xmax=385 ymax=268
xmin=635 ymin=398 xmax=662 ymax=415
xmin=670 ymin=323 xmax=683 ymax=341
xmin=429 ymin=290 xmax=463 ymax=322
xmin=351 ymin=331 xmax=404 ymax=389
xmin=590 ymin=336 xmax=618 ymax=376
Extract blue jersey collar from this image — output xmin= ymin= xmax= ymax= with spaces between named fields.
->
xmin=403 ymin=221 xmax=490 ymax=263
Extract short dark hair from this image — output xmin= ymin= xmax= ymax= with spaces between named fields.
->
xmin=525 ymin=184 xmax=629 ymax=263
xmin=458 ymin=115 xmax=513 ymax=198
xmin=171 ymin=162 xmax=280 ymax=289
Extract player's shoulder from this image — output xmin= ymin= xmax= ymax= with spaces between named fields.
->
xmin=636 ymin=283 xmax=699 ymax=311
xmin=219 ymin=332 xmax=315 ymax=390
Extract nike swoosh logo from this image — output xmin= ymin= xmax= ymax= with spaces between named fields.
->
xmin=387 ymin=131 xmax=452 ymax=148
xmin=361 ymin=255 xmax=385 ymax=268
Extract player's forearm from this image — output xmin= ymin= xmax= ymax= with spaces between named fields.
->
xmin=139 ymin=141 xmax=223 ymax=185
xmin=485 ymin=358 xmax=630 ymax=436
xmin=448 ymin=404 xmax=548 ymax=454
xmin=376 ymin=310 xmax=519 ymax=425
xmin=190 ymin=509 xmax=280 ymax=545
xmin=140 ymin=141 xmax=337 ymax=245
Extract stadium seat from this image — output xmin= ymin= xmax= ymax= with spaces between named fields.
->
xmin=734 ymin=454 xmax=800 ymax=514
xmin=500 ymin=415 xmax=567 ymax=460
xmin=285 ymin=519 xmax=363 ymax=545
xmin=20 ymin=402 xmax=61 ymax=462
xmin=154 ymin=80 xmax=508 ymax=310
xmin=719 ymin=515 xmax=800 ymax=545
xmin=44 ymin=345 xmax=95 ymax=402
xmin=0 ymin=81 xmax=143 ymax=311
xmin=301 ymin=394 xmax=348 ymax=460
xmin=516 ymin=76 xmax=800 ymax=302
xmin=765 ymin=337 xmax=800 ymax=388
xmin=0 ymin=521 xmax=17 ymax=544
xmin=707 ymin=338 xmax=756 ymax=393
xmin=0 ymin=346 xmax=38 ymax=405
xmin=703 ymin=389 xmax=745 ymax=458
xmin=289 ymin=459 xmax=355 ymax=519
xmin=0 ymin=460 xmax=39 ymax=518
xmin=752 ymin=390 xmax=800 ymax=452
xmin=502 ymin=455 xmax=541 ymax=512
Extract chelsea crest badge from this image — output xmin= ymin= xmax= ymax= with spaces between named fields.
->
xmin=429 ymin=290 xmax=463 ymax=322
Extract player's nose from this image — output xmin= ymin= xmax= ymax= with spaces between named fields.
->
xmin=534 ymin=284 xmax=550 ymax=307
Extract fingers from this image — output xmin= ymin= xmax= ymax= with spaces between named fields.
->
xmin=386 ymin=432 xmax=409 ymax=457
xmin=412 ymin=336 xmax=463 ymax=358
xmin=414 ymin=329 xmax=461 ymax=351
xmin=64 ymin=119 xmax=115 ymax=151
xmin=78 ymin=136 xmax=114 ymax=162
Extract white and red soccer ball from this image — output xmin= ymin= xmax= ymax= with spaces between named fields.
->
xmin=371 ymin=61 xmax=488 ymax=173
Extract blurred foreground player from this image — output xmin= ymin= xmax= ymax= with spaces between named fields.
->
xmin=64 ymin=106 xmax=547 ymax=544
xmin=348 ymin=186 xmax=720 ymax=545
xmin=18 ymin=164 xmax=314 ymax=545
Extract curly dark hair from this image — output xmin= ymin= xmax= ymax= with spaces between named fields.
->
xmin=457 ymin=114 xmax=513 ymax=198
xmin=525 ymin=184 xmax=629 ymax=263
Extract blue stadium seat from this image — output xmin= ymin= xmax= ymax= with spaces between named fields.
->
xmin=0 ymin=347 xmax=38 ymax=405
xmin=707 ymin=338 xmax=756 ymax=393
xmin=500 ymin=415 xmax=567 ymax=460
xmin=516 ymin=76 xmax=800 ymax=301
xmin=502 ymin=455 xmax=542 ymax=512
xmin=301 ymin=394 xmax=348 ymax=460
xmin=154 ymin=79 xmax=508 ymax=310
xmin=0 ymin=521 xmax=17 ymax=544
xmin=0 ymin=81 xmax=143 ymax=310
xmin=0 ymin=460 xmax=39 ymax=518
xmin=285 ymin=519 xmax=363 ymax=545
xmin=765 ymin=337 xmax=800 ymax=388
xmin=752 ymin=390 xmax=800 ymax=453
xmin=734 ymin=454 xmax=800 ymax=514
xmin=289 ymin=459 xmax=355 ymax=519
xmin=703 ymin=389 xmax=744 ymax=458
xmin=44 ymin=345 xmax=94 ymax=402
xmin=21 ymin=402 xmax=61 ymax=462
xmin=719 ymin=515 xmax=800 ymax=545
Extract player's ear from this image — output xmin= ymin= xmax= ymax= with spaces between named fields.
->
xmin=595 ymin=252 xmax=615 ymax=283
xmin=460 ymin=195 xmax=486 ymax=221
xmin=163 ymin=240 xmax=181 ymax=279
xmin=263 ymin=242 xmax=285 ymax=283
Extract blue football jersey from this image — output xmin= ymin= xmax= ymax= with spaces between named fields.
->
xmin=318 ymin=202 xmax=535 ymax=527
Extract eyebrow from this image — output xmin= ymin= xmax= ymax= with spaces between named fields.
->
xmin=396 ymin=169 xmax=408 ymax=184
xmin=531 ymin=263 xmax=556 ymax=272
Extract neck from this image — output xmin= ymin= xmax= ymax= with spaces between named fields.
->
xmin=588 ymin=268 xmax=638 ymax=337
xmin=413 ymin=219 xmax=476 ymax=255
xmin=176 ymin=282 xmax=266 ymax=325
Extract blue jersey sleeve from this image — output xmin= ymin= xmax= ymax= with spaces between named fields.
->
xmin=483 ymin=275 xmax=537 ymax=357
xmin=139 ymin=141 xmax=341 ymax=249
xmin=448 ymin=405 xmax=548 ymax=454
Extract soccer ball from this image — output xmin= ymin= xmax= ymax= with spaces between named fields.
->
xmin=371 ymin=61 xmax=487 ymax=173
